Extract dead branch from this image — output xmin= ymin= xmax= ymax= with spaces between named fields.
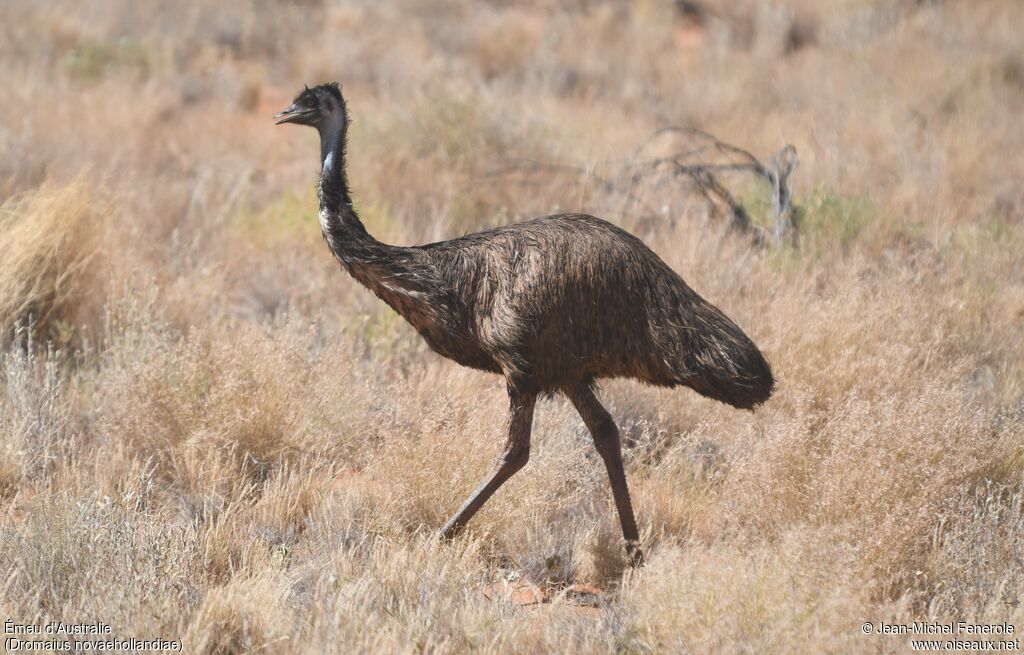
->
xmin=485 ymin=127 xmax=798 ymax=249
xmin=769 ymin=145 xmax=799 ymax=247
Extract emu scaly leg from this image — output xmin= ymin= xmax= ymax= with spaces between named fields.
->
xmin=568 ymin=385 xmax=644 ymax=567
xmin=440 ymin=393 xmax=536 ymax=540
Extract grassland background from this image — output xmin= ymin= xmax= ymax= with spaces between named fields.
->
xmin=1 ymin=0 xmax=1023 ymax=653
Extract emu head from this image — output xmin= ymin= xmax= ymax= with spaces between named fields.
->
xmin=274 ymin=83 xmax=346 ymax=132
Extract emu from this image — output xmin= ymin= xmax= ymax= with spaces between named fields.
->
xmin=275 ymin=83 xmax=773 ymax=566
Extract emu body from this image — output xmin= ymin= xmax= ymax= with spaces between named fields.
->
xmin=276 ymin=83 xmax=773 ymax=565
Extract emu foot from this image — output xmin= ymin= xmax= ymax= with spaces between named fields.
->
xmin=626 ymin=541 xmax=645 ymax=568
xmin=438 ymin=519 xmax=463 ymax=542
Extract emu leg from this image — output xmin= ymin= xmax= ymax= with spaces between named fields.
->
xmin=568 ymin=386 xmax=644 ymax=567
xmin=439 ymin=393 xmax=536 ymax=540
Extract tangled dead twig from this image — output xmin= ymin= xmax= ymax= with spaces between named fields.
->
xmin=488 ymin=127 xmax=799 ymax=249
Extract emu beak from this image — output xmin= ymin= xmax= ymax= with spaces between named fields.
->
xmin=274 ymin=102 xmax=312 ymax=125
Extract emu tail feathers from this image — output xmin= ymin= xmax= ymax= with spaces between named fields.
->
xmin=685 ymin=330 xmax=774 ymax=409
xmin=661 ymin=295 xmax=774 ymax=410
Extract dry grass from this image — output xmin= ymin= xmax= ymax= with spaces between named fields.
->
xmin=1 ymin=0 xmax=1024 ymax=653
xmin=0 ymin=180 xmax=106 ymax=344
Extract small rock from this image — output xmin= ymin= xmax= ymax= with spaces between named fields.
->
xmin=561 ymin=583 xmax=605 ymax=608
xmin=482 ymin=579 xmax=545 ymax=606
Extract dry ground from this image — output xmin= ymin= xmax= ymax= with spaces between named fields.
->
xmin=2 ymin=1 xmax=1024 ymax=653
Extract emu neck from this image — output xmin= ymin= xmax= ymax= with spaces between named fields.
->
xmin=316 ymin=119 xmax=365 ymax=238
xmin=314 ymin=117 xmax=418 ymax=308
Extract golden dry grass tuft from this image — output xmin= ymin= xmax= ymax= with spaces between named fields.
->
xmin=2 ymin=0 xmax=1024 ymax=653
xmin=0 ymin=180 xmax=107 ymax=344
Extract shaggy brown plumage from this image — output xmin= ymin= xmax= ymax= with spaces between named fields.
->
xmin=275 ymin=83 xmax=773 ymax=565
